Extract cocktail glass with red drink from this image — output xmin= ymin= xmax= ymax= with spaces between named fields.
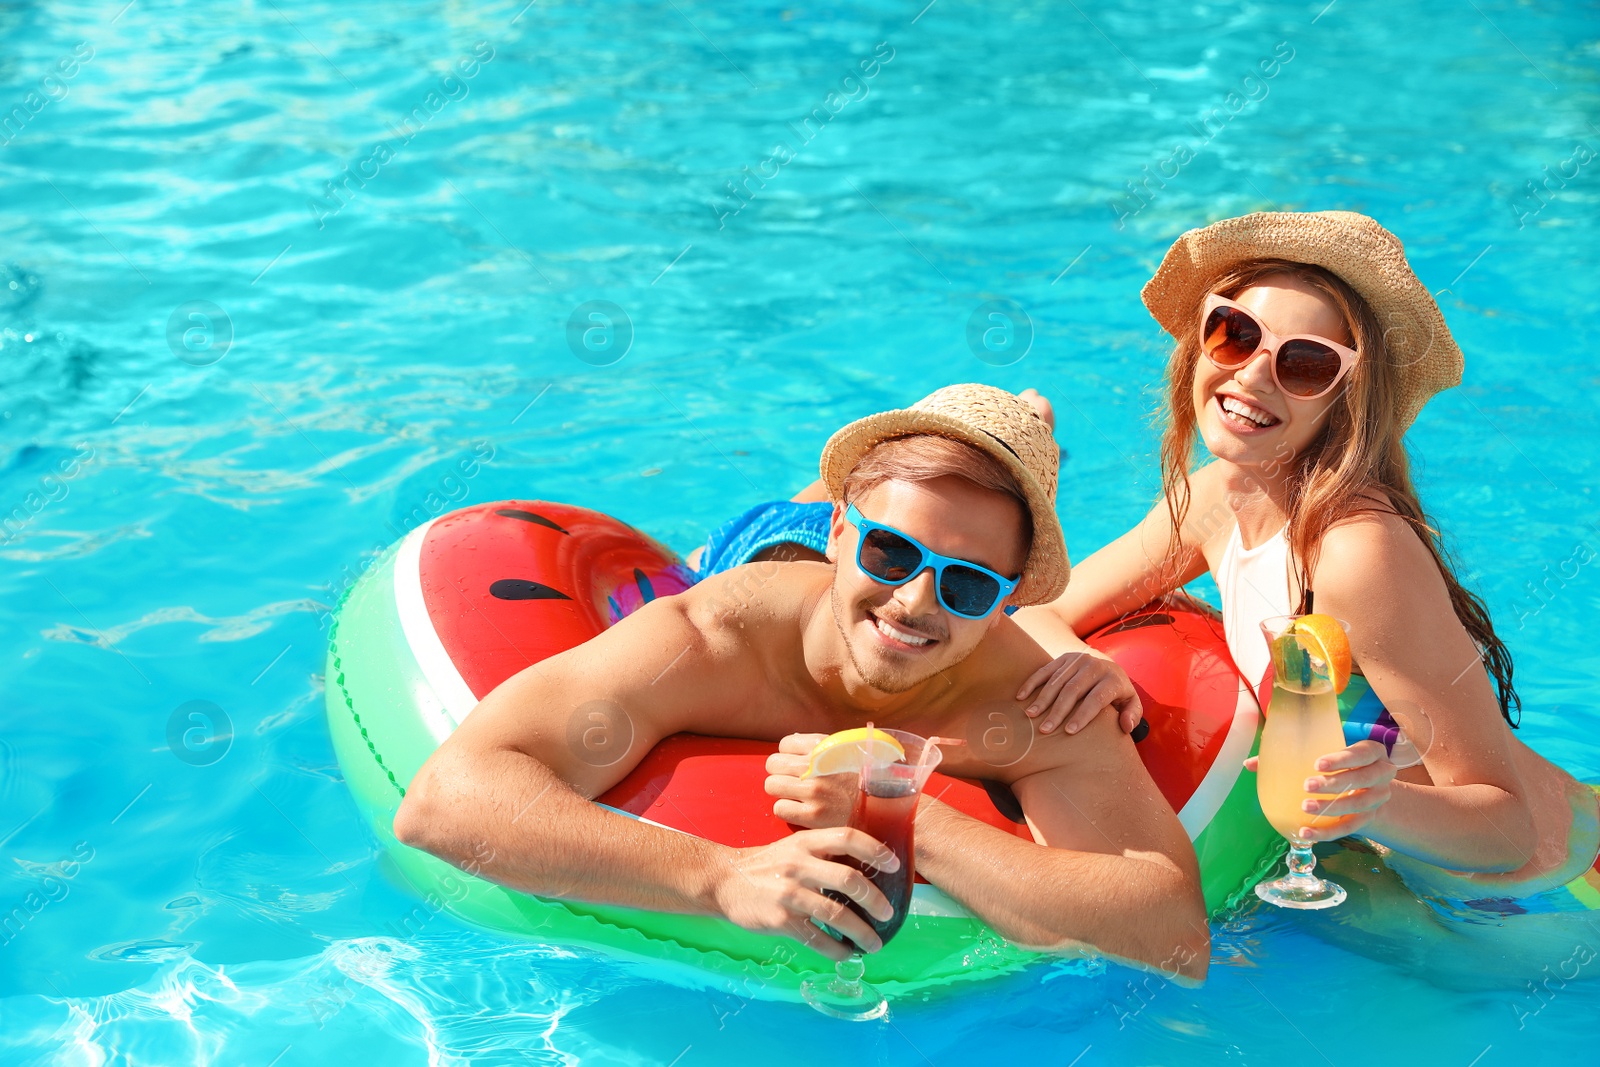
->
xmin=801 ymin=727 xmax=944 ymax=1021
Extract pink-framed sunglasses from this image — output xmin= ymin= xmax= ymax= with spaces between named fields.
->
xmin=1199 ymin=294 xmax=1358 ymax=401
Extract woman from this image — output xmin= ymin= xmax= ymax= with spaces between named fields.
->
xmin=1015 ymin=210 xmax=1599 ymax=904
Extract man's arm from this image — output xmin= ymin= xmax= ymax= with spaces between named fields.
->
xmin=393 ymin=592 xmax=898 ymax=958
xmin=913 ymin=711 xmax=1210 ymax=979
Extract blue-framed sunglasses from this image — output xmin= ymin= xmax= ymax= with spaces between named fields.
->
xmin=844 ymin=503 xmax=1020 ymax=620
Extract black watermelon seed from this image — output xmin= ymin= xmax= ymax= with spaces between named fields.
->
xmin=490 ymin=579 xmax=572 ymax=601
xmin=494 ymin=508 xmax=569 ymax=534
xmin=634 ymin=568 xmax=656 ymax=604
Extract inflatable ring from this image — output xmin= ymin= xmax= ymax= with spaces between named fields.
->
xmin=325 ymin=501 xmax=1279 ymax=994
xmin=1084 ymin=596 xmax=1282 ymax=909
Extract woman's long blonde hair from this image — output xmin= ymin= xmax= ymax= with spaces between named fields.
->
xmin=1159 ymin=258 xmax=1520 ymax=726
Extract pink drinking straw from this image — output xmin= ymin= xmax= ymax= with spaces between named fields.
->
xmin=915 ymin=734 xmax=964 ymax=778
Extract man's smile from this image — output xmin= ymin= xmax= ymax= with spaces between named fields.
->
xmin=866 ymin=607 xmax=942 ymax=651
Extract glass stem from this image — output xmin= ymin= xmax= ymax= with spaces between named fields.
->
xmin=1285 ymin=840 xmax=1319 ymax=885
xmin=833 ymin=954 xmax=865 ymax=994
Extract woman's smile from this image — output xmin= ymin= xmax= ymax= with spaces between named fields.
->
xmin=1214 ymin=390 xmax=1282 ymax=433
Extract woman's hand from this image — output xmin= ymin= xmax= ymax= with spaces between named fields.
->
xmin=1244 ymin=739 xmax=1398 ymax=842
xmin=765 ymin=734 xmax=860 ymax=828
xmin=1017 ymin=649 xmax=1143 ymax=736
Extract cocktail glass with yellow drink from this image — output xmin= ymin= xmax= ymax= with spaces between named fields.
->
xmin=1254 ymin=613 xmax=1351 ymax=910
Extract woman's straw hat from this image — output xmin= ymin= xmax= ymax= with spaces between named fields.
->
xmin=1141 ymin=210 xmax=1463 ymax=427
xmin=819 ymin=384 xmax=1069 ymax=606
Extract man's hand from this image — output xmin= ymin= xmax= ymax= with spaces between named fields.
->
xmin=1017 ymin=648 xmax=1143 ymax=736
xmin=1243 ymin=739 xmax=1397 ymax=842
xmin=714 ymin=829 xmax=899 ymax=960
xmin=764 ymin=734 xmax=859 ymax=828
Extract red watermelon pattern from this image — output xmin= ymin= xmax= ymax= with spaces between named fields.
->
xmin=415 ymin=501 xmax=695 ymax=700
xmin=1086 ymin=597 xmax=1259 ymax=839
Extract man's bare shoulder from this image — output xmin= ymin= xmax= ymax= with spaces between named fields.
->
xmin=949 ymin=615 xmax=1056 ymax=707
xmin=679 ymin=559 xmax=833 ymax=637
xmin=931 ymin=618 xmax=1102 ymax=781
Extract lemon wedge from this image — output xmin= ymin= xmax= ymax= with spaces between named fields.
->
xmin=803 ymin=726 xmax=905 ymax=778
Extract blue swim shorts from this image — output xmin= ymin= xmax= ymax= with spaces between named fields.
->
xmin=689 ymin=500 xmax=834 ymax=581
xmin=688 ymin=498 xmax=1021 ymax=616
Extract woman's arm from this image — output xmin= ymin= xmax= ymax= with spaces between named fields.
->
xmin=1300 ymin=513 xmax=1535 ymax=871
xmin=1014 ymin=462 xmax=1224 ymax=643
xmin=1007 ymin=465 xmax=1224 ymax=734
xmin=1011 ymin=498 xmax=1196 ymax=641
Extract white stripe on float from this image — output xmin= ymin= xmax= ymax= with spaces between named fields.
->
xmin=1174 ymin=677 xmax=1261 ymax=840
xmin=907 ymin=883 xmax=972 ymax=918
xmin=593 ymin=802 xmax=690 ymax=835
xmin=394 ymin=519 xmax=479 ymax=740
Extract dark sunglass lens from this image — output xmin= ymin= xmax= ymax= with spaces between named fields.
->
xmin=860 ymin=528 xmax=923 ymax=582
xmin=1276 ymin=339 xmax=1343 ymax=397
xmin=939 ymin=565 xmax=1002 ymax=617
xmin=1203 ymin=306 xmax=1261 ymax=366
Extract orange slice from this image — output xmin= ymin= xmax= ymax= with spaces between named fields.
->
xmin=1293 ymin=613 xmax=1352 ymax=694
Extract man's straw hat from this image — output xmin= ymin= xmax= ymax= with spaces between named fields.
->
xmin=819 ymin=384 xmax=1068 ymax=606
xmin=1141 ymin=210 xmax=1463 ymax=428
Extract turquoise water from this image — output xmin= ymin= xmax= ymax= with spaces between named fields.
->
xmin=3 ymin=0 xmax=1599 ymax=1061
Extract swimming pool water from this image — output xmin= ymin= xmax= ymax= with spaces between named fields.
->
xmin=2 ymin=0 xmax=1598 ymax=1062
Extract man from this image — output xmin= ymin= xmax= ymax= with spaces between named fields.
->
xmin=394 ymin=385 xmax=1208 ymax=978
